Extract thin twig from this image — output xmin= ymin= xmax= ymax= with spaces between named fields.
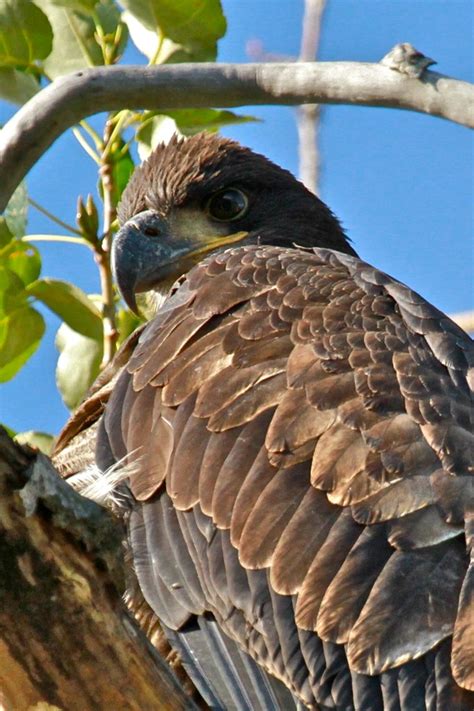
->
xmin=297 ymin=0 xmax=326 ymax=194
xmin=79 ymin=119 xmax=102 ymax=147
xmin=28 ymin=197 xmax=83 ymax=236
xmin=101 ymin=110 xmax=130 ymax=161
xmin=72 ymin=127 xmax=101 ymax=164
xmin=300 ymin=0 xmax=326 ymax=61
xmin=96 ymin=118 xmax=119 ymax=367
xmin=23 ymin=234 xmax=91 ymax=248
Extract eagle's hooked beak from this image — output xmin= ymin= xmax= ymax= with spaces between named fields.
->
xmin=112 ymin=209 xmax=248 ymax=313
xmin=112 ymin=210 xmax=178 ymax=313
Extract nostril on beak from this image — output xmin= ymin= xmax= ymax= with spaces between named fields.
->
xmin=127 ymin=210 xmax=164 ymax=238
xmin=143 ymin=224 xmax=161 ymax=237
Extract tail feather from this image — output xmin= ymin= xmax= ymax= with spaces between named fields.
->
xmin=163 ymin=615 xmax=301 ymax=710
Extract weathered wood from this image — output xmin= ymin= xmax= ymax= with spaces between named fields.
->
xmin=0 ymin=429 xmax=198 ymax=711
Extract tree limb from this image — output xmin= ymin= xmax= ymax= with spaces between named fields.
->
xmin=0 ymin=59 xmax=473 ymax=212
xmin=0 ymin=429 xmax=198 ymax=710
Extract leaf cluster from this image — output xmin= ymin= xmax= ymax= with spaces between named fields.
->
xmin=0 ymin=0 xmax=257 ymax=443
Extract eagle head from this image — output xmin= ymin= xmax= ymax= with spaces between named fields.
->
xmin=112 ymin=132 xmax=354 ymax=312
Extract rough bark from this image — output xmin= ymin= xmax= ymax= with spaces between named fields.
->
xmin=0 ymin=429 xmax=198 ymax=711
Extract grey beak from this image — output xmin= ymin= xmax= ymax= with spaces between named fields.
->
xmin=111 ymin=210 xmax=171 ymax=313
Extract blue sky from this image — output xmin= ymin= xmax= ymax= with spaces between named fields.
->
xmin=1 ymin=0 xmax=473 ymax=436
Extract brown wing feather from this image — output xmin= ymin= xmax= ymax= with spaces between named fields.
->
xmin=347 ymin=539 xmax=467 ymax=675
xmin=211 ymin=409 xmax=273 ymax=529
xmin=198 ymin=426 xmax=244 ymax=516
xmin=270 ymin=487 xmax=339 ymax=595
xmin=229 ymin=445 xmax=277 ymax=546
xmin=295 ymin=509 xmax=363 ymax=631
xmin=58 ymin=245 xmax=474 ymax=707
xmin=238 ymin=462 xmax=309 ymax=569
xmin=315 ymin=524 xmax=392 ymax=644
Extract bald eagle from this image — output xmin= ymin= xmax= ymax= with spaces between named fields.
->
xmin=54 ymin=133 xmax=473 ymax=711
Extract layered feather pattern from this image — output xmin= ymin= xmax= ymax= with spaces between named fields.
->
xmin=56 ymin=245 xmax=473 ymax=710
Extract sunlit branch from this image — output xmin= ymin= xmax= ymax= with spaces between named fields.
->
xmin=1 ymin=57 xmax=472 ymax=212
xmin=297 ymin=0 xmax=326 ymax=194
xmin=23 ymin=234 xmax=91 ymax=247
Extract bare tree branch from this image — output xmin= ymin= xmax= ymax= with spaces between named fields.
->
xmin=297 ymin=104 xmax=320 ymax=192
xmin=299 ymin=0 xmax=326 ymax=61
xmin=0 ymin=59 xmax=472 ymax=212
xmin=297 ymin=0 xmax=326 ymax=193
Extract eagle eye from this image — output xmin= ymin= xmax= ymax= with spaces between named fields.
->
xmin=206 ymin=188 xmax=248 ymax=222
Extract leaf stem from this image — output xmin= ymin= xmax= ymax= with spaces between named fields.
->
xmin=96 ymin=117 xmax=119 ymax=366
xmin=79 ymin=120 xmax=102 ymax=148
xmin=101 ymin=110 xmax=130 ymax=161
xmin=72 ymin=127 xmax=101 ymax=164
xmin=22 ymin=234 xmax=92 ymax=248
xmin=148 ymin=28 xmax=165 ymax=66
xmin=28 ymin=197 xmax=83 ymax=236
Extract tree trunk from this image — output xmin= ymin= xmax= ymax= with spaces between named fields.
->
xmin=0 ymin=429 xmax=198 ymax=711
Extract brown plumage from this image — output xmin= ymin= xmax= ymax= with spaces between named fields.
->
xmin=54 ymin=133 xmax=474 ymax=711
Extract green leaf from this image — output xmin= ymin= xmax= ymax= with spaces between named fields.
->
xmin=0 ymin=239 xmax=41 ymax=287
xmin=0 ymin=306 xmax=45 ymax=380
xmin=166 ymin=108 xmax=259 ymax=135
xmin=48 ymin=0 xmax=98 ymax=12
xmin=158 ymin=43 xmax=217 ymax=63
xmin=117 ymin=306 xmax=143 ymax=344
xmin=47 ymin=0 xmax=128 ymax=62
xmin=35 ymin=0 xmax=103 ymax=77
xmin=0 ymin=67 xmax=39 ymax=105
xmin=96 ymin=0 xmax=129 ymax=61
xmin=26 ymin=278 xmax=102 ymax=339
xmin=0 ymin=0 xmax=53 ymax=67
xmin=136 ymin=109 xmax=258 ymax=160
xmin=123 ymin=11 xmax=211 ymax=63
xmin=14 ymin=430 xmax=54 ymax=454
xmin=0 ymin=217 xmax=14 ymax=247
xmin=76 ymin=194 xmax=99 ymax=243
xmin=0 ymin=336 xmax=41 ymax=381
xmin=111 ymin=146 xmax=135 ymax=203
xmin=5 ymin=181 xmax=28 ymax=238
xmin=48 ymin=0 xmax=128 ymax=64
xmin=136 ymin=114 xmax=179 ymax=160
xmin=96 ymin=0 xmax=127 ymax=34
xmin=121 ymin=10 xmax=166 ymax=61
xmin=55 ymin=322 xmax=102 ymax=409
xmin=121 ymin=0 xmax=226 ymax=60
xmin=0 ymin=267 xmax=28 ymax=316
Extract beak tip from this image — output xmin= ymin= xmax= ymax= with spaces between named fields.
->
xmin=126 ymin=295 xmax=139 ymax=315
xmin=112 ymin=212 xmax=170 ymax=317
xmin=116 ymin=276 xmax=141 ymax=315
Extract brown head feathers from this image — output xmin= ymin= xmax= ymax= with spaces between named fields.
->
xmin=118 ymin=132 xmax=355 ymax=255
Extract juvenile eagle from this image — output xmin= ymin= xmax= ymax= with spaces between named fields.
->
xmin=55 ymin=133 xmax=473 ymax=711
